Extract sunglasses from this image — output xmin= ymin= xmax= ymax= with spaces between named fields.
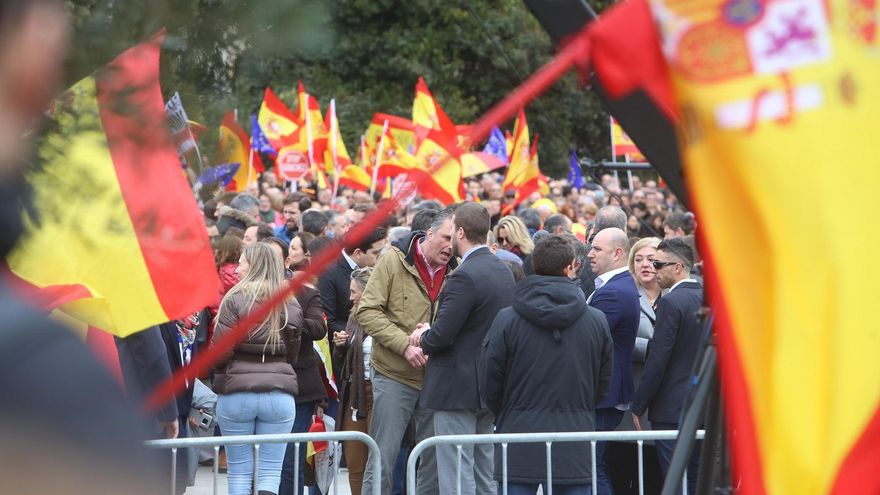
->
xmin=652 ymin=260 xmax=679 ymax=270
xmin=498 ymin=236 xmax=509 ymax=244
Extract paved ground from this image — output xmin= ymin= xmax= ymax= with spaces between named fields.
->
xmin=188 ymin=465 xmax=353 ymax=495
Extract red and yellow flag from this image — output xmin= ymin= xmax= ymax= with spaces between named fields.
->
xmin=338 ymin=165 xmax=372 ymax=192
xmin=610 ymin=116 xmax=646 ymax=162
xmin=323 ymin=98 xmax=352 ymax=175
xmin=595 ymin=0 xmax=880 ymax=492
xmin=374 ymin=127 xmax=418 ymax=180
xmin=412 ymin=129 xmax=464 ymax=205
xmin=364 ymin=112 xmax=417 ymax=159
xmin=6 ymin=36 xmax=219 ymax=337
xmin=501 ymin=109 xmax=546 ymax=203
xmin=413 ymin=76 xmax=457 ymax=141
xmin=218 ymin=112 xmax=262 ymax=191
xmin=258 ymin=87 xmax=300 ymax=150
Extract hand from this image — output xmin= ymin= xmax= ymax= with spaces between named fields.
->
xmin=162 ymin=419 xmax=180 ymax=439
xmin=333 ymin=331 xmax=349 ymax=347
xmin=403 ymin=345 xmax=428 ymax=368
xmin=409 ymin=325 xmax=428 ymax=347
xmin=188 ymin=408 xmax=204 ymax=429
xmin=632 ymin=413 xmax=642 ymax=431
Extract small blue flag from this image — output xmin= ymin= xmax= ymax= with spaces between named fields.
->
xmin=568 ymin=150 xmax=585 ymax=188
xmin=197 ymin=163 xmax=240 ymax=187
xmin=482 ymin=126 xmax=509 ymax=165
xmin=250 ymin=114 xmax=277 ymax=157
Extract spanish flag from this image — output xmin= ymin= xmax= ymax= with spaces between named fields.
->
xmin=365 ymin=112 xmax=417 ymax=158
xmin=218 ymin=112 xmax=262 ymax=192
xmin=413 ymin=76 xmax=457 ymax=140
xmin=374 ymin=127 xmax=418 ymax=180
xmin=324 ymin=98 xmax=352 ymax=174
xmin=295 ymin=81 xmax=328 ymax=166
xmin=338 ymin=164 xmax=372 ymax=192
xmin=593 ymin=0 xmax=880 ymax=492
xmin=6 ymin=36 xmax=219 ymax=337
xmin=501 ymin=109 xmax=545 ymax=202
xmin=258 ymin=87 xmax=300 ymax=150
xmin=412 ymin=129 xmax=464 ymax=205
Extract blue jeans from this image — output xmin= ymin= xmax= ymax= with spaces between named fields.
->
xmin=652 ymin=421 xmax=700 ymax=495
xmin=505 ymin=482 xmax=591 ymax=494
xmin=280 ymin=400 xmax=318 ymax=495
xmin=595 ymin=408 xmax=624 ymax=495
xmin=217 ymin=391 xmax=296 ymax=495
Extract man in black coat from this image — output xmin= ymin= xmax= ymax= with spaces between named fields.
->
xmin=319 ymin=227 xmax=387 ymax=340
xmin=479 ymin=235 xmax=613 ymax=494
xmin=410 ymin=202 xmax=515 ymax=495
xmin=632 ymin=237 xmax=704 ymax=494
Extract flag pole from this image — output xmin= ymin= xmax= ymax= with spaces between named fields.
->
xmin=371 ymin=120 xmax=389 ymax=197
xmin=246 ymin=145 xmax=255 ymax=189
xmin=330 ymin=98 xmax=340 ymax=199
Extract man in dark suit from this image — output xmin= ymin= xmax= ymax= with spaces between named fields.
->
xmin=632 ymin=237 xmax=703 ymax=494
xmin=580 ymin=206 xmax=628 ymax=299
xmin=410 ymin=202 xmax=515 ymax=495
xmin=587 ymin=227 xmax=641 ymax=495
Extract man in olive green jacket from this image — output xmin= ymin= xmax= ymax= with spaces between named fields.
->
xmin=359 ymin=208 xmax=457 ymax=495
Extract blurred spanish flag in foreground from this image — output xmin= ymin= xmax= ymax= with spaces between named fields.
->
xmin=595 ymin=0 xmax=880 ymax=492
xmin=5 ymin=35 xmax=220 ymax=337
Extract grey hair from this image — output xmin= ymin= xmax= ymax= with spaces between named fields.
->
xmin=595 ymin=205 xmax=627 ymax=231
xmin=429 ymin=207 xmax=455 ymax=232
xmin=388 ymin=226 xmax=411 ymax=244
xmin=230 ymin=193 xmax=260 ymax=212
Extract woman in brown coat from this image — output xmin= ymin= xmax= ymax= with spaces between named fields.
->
xmin=213 ymin=243 xmax=304 ymax=495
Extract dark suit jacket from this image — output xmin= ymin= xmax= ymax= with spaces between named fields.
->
xmin=588 ymin=269 xmax=641 ymax=408
xmin=631 ymin=281 xmax=703 ymax=423
xmin=115 ymin=326 xmax=178 ymax=423
xmin=421 ymin=247 xmax=515 ymax=410
xmin=317 ymin=253 xmax=354 ymax=334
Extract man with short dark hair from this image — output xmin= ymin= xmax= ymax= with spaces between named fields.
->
xmin=543 ymin=213 xmax=573 ymax=235
xmin=587 ymin=227 xmax=640 ymax=495
xmin=662 ymin=212 xmax=696 ymax=239
xmin=410 ymin=202 xmax=514 ymax=495
xmin=242 ymin=224 xmax=274 ymax=247
xmin=359 ymin=208 xmax=458 ymax=495
xmin=318 ymin=227 xmax=388 ymax=339
xmin=300 ymin=209 xmax=328 ymax=236
xmin=274 ymin=193 xmax=311 ymax=244
xmin=480 ymin=235 xmax=613 ymax=494
xmin=632 ymin=237 xmax=703 ymax=494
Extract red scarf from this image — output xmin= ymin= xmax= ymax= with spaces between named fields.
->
xmin=414 ymin=240 xmax=447 ymax=301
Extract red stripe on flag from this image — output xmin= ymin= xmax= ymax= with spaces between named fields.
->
xmin=830 ymin=404 xmax=880 ymax=494
xmin=95 ymin=35 xmax=220 ymax=322
xmin=2 ymin=264 xmax=93 ymax=311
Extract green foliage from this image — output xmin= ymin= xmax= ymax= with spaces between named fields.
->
xmin=66 ymin=0 xmax=615 ymax=178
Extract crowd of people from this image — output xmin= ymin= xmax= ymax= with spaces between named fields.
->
xmin=134 ymin=167 xmax=706 ymax=495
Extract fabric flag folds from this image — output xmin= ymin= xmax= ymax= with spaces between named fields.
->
xmin=324 ymin=98 xmax=352 ymax=174
xmin=217 ymin=112 xmax=262 ymax=192
xmin=413 ymin=129 xmax=465 ymax=205
xmin=590 ymin=0 xmax=880 ymax=493
xmin=413 ymin=76 xmax=457 ymax=142
xmin=502 ymin=109 xmax=547 ymax=205
xmin=258 ymin=87 xmax=300 ymax=150
xmin=337 ymin=165 xmax=372 ymax=192
xmin=6 ymin=35 xmax=220 ymax=337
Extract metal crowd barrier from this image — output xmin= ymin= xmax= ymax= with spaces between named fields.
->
xmin=146 ymin=431 xmax=380 ymax=495
xmin=406 ymin=430 xmax=706 ymax=495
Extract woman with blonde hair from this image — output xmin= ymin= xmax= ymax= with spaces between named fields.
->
xmin=213 ymin=243 xmax=304 ymax=495
xmin=495 ymin=215 xmax=534 ymax=260
xmin=627 ymin=237 xmax=663 ymax=378
xmin=332 ymin=266 xmax=374 ymax=495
